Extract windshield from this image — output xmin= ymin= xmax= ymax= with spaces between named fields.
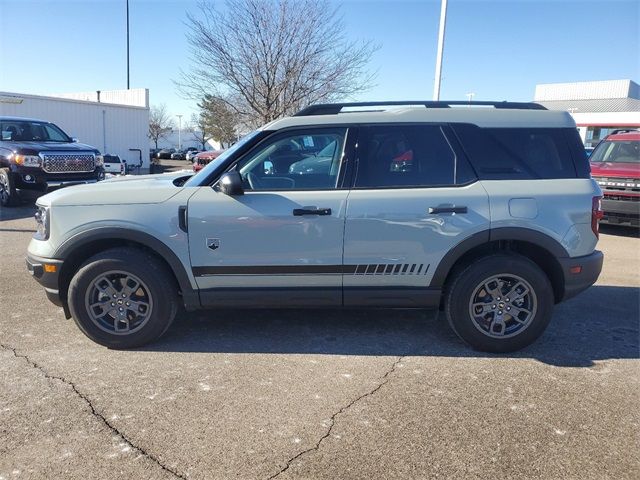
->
xmin=590 ymin=140 xmax=640 ymax=164
xmin=184 ymin=130 xmax=262 ymax=186
xmin=0 ymin=120 xmax=71 ymax=142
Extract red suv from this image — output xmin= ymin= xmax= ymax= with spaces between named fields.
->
xmin=192 ymin=149 xmax=224 ymax=172
xmin=589 ymin=129 xmax=640 ymax=227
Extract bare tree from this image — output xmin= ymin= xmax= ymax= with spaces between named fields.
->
xmin=189 ymin=112 xmax=212 ymax=150
xmin=198 ymin=95 xmax=239 ymax=147
xmin=178 ymin=0 xmax=378 ymax=125
xmin=148 ymin=104 xmax=174 ymax=149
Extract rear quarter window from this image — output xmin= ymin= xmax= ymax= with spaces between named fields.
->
xmin=452 ymin=125 xmax=585 ymax=179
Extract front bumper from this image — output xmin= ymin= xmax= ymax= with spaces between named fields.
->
xmin=558 ymin=250 xmax=604 ymax=302
xmin=26 ymin=253 xmax=64 ymax=307
xmin=12 ymin=165 xmax=102 ymax=191
xmin=601 ymin=195 xmax=640 ymax=226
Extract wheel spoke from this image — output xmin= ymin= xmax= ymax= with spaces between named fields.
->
xmin=472 ymin=302 xmax=493 ymax=315
xmin=505 ymin=282 xmax=529 ymax=301
xmin=507 ymin=305 xmax=532 ymax=323
xmin=484 ymin=280 xmax=501 ymax=299
xmin=114 ymin=315 xmax=130 ymax=332
xmin=89 ymin=302 xmax=109 ymax=314
xmin=127 ymin=300 xmax=150 ymax=313
xmin=489 ymin=314 xmax=506 ymax=336
xmin=122 ymin=277 xmax=141 ymax=297
xmin=96 ymin=277 xmax=118 ymax=298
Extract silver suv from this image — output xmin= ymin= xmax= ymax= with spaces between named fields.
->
xmin=26 ymin=101 xmax=604 ymax=352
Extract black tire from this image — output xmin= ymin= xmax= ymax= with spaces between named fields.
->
xmin=0 ymin=168 xmax=18 ymax=207
xmin=444 ymin=254 xmax=554 ymax=353
xmin=67 ymin=248 xmax=179 ymax=349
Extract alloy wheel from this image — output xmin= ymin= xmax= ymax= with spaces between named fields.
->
xmin=84 ymin=270 xmax=154 ymax=335
xmin=468 ymin=274 xmax=538 ymax=339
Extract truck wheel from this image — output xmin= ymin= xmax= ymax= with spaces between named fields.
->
xmin=0 ymin=168 xmax=18 ymax=207
xmin=444 ymin=254 xmax=554 ymax=353
xmin=67 ymin=248 xmax=178 ymax=349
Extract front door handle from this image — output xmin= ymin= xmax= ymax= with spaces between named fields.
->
xmin=293 ymin=207 xmax=332 ymax=216
xmin=428 ymin=206 xmax=468 ymax=214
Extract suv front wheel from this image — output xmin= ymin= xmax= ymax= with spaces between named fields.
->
xmin=67 ymin=248 xmax=178 ymax=349
xmin=0 ymin=168 xmax=18 ymax=206
xmin=444 ymin=254 xmax=554 ymax=352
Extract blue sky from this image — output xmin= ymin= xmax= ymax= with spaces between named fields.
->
xmin=1 ymin=0 xmax=638 ymax=119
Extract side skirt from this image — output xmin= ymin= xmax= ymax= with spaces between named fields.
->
xmin=198 ymin=286 xmax=442 ymax=309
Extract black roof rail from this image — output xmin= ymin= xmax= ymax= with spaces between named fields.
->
xmin=609 ymin=128 xmax=640 ymax=135
xmin=294 ymin=101 xmax=547 ymax=116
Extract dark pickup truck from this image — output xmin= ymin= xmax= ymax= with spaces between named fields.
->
xmin=0 ymin=116 xmax=104 ymax=206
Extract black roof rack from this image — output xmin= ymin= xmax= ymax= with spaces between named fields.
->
xmin=294 ymin=101 xmax=547 ymax=116
xmin=609 ymin=128 xmax=640 ymax=135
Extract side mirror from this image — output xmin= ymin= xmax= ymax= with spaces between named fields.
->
xmin=71 ymin=137 xmax=78 ymax=143
xmin=219 ymin=171 xmax=244 ymax=196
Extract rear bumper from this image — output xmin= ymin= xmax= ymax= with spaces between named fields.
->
xmin=558 ymin=250 xmax=603 ymax=302
xmin=26 ymin=253 xmax=64 ymax=307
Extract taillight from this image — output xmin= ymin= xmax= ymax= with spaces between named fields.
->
xmin=592 ymin=196 xmax=604 ymax=238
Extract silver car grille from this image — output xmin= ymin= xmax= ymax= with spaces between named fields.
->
xmin=41 ymin=153 xmax=96 ymax=173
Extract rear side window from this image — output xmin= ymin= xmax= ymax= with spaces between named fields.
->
xmin=355 ymin=125 xmax=476 ymax=188
xmin=453 ymin=125 xmax=582 ymax=179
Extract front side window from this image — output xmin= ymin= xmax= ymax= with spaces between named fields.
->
xmin=355 ymin=125 xmax=467 ymax=188
xmin=236 ymin=128 xmax=347 ymax=191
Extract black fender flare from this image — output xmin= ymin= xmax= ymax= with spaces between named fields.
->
xmin=430 ymin=227 xmax=569 ymax=288
xmin=54 ymin=227 xmax=200 ymax=310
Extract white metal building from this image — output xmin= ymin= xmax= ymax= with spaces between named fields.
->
xmin=0 ymin=89 xmax=151 ymax=168
xmin=534 ymin=80 xmax=640 ymax=147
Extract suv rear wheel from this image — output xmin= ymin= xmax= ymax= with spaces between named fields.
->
xmin=67 ymin=248 xmax=178 ymax=349
xmin=444 ymin=254 xmax=554 ymax=352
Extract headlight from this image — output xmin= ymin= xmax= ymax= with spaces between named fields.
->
xmin=95 ymin=154 xmax=104 ymax=166
xmin=33 ymin=205 xmax=50 ymax=241
xmin=14 ymin=154 xmax=42 ymax=167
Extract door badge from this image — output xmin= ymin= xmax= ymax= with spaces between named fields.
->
xmin=206 ymin=238 xmax=221 ymax=251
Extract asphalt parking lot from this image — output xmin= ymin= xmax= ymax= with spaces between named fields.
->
xmin=1 ymin=188 xmax=639 ymax=479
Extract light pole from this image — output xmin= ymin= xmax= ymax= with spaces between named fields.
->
xmin=176 ymin=114 xmax=183 ymax=151
xmin=126 ymin=0 xmax=130 ymax=89
xmin=432 ymin=0 xmax=448 ymax=101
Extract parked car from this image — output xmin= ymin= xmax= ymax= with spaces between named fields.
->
xmin=589 ymin=129 xmax=640 ymax=227
xmin=102 ymin=154 xmax=126 ymax=175
xmin=26 ymin=100 xmax=603 ymax=352
xmin=156 ymin=148 xmax=175 ymax=159
xmin=0 ymin=116 xmax=104 ymax=206
xmin=186 ymin=150 xmax=201 ymax=162
xmin=193 ymin=150 xmax=223 ymax=172
xmin=171 ymin=150 xmax=187 ymax=160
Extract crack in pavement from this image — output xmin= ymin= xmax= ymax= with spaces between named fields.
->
xmin=0 ymin=343 xmax=187 ymax=480
xmin=266 ymin=355 xmax=406 ymax=480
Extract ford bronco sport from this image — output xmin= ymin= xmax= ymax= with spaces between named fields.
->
xmin=589 ymin=129 xmax=640 ymax=227
xmin=0 ymin=116 xmax=104 ymax=206
xmin=26 ymin=101 xmax=603 ymax=352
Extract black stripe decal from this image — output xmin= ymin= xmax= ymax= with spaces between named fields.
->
xmin=192 ymin=263 xmax=430 ymax=277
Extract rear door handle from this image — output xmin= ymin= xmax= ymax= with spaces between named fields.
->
xmin=428 ymin=206 xmax=468 ymax=214
xmin=293 ymin=207 xmax=332 ymax=216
